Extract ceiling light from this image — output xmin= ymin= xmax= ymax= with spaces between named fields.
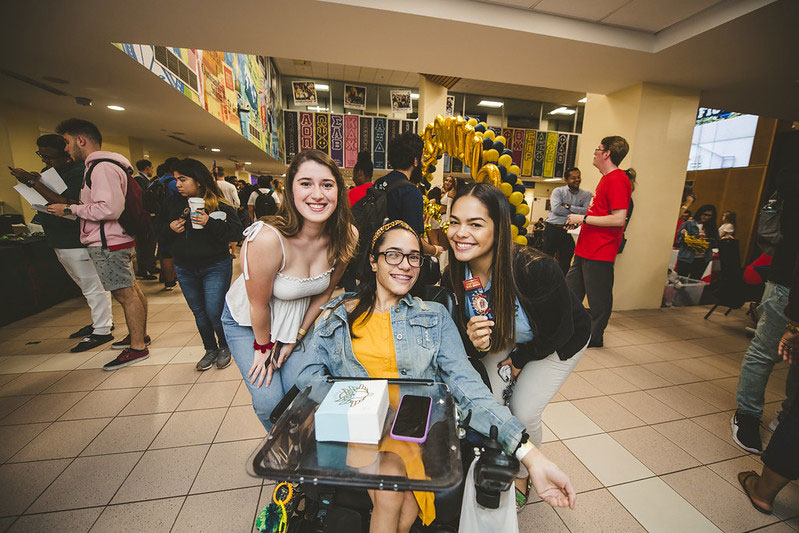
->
xmin=315 ymin=84 xmax=329 ymax=91
xmin=411 ymin=93 xmax=419 ymax=100
xmin=549 ymin=107 xmax=576 ymax=115
xmin=578 ymin=97 xmax=587 ymax=103
xmin=478 ymin=100 xmax=503 ymax=108
xmin=210 ymin=148 xmax=221 ymax=152
xmin=107 ymin=105 xmax=125 ymax=111
xmin=307 ymin=106 xmax=328 ymax=112
xmin=544 ymin=178 xmax=562 ymax=182
xmin=244 ymin=161 xmax=252 ymax=165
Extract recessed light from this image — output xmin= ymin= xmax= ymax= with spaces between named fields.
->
xmin=548 ymin=106 xmax=576 ymax=115
xmin=543 ymin=177 xmax=562 ymax=181
xmin=478 ymin=100 xmax=503 ymax=108
xmin=244 ymin=162 xmax=252 ymax=165
xmin=210 ymin=148 xmax=221 ymax=152
xmin=578 ymin=97 xmax=587 ymax=103
xmin=107 ymin=105 xmax=125 ymax=111
xmin=411 ymin=93 xmax=419 ymax=100
xmin=307 ymin=106 xmax=328 ymax=112
xmin=315 ymin=84 xmax=329 ymax=91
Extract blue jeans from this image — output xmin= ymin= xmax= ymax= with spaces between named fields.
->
xmin=174 ymin=258 xmax=233 ymax=350
xmin=221 ymin=303 xmax=305 ymax=431
xmin=737 ymin=282 xmax=795 ymax=418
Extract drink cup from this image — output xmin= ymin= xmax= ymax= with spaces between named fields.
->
xmin=188 ymin=197 xmax=205 ymax=229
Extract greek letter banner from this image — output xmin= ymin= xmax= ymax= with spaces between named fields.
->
xmin=329 ymin=114 xmax=344 ymax=167
xmin=314 ymin=113 xmax=329 ymax=153
xmin=554 ymin=133 xmax=568 ymax=178
xmin=543 ymin=132 xmax=558 ymax=178
xmin=566 ymin=135 xmax=578 ymax=172
xmin=359 ymin=117 xmax=372 ymax=155
xmin=533 ymin=131 xmax=546 ymax=177
xmin=388 ymin=120 xmax=400 ymax=148
xmin=521 ymin=130 xmax=535 ymax=177
xmin=344 ymin=115 xmax=359 ymax=168
xmin=511 ymin=129 xmax=525 ymax=167
xmin=401 ymin=120 xmax=414 ymax=134
xmin=299 ymin=112 xmax=314 ymax=152
xmin=284 ymin=110 xmax=299 ymax=162
xmin=373 ymin=117 xmax=387 ymax=170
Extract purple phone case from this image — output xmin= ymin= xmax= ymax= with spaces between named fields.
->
xmin=390 ymin=394 xmax=432 ymax=443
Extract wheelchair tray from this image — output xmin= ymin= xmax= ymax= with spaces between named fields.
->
xmin=247 ymin=380 xmax=463 ymax=492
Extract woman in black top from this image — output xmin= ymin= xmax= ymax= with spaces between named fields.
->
xmin=444 ymin=182 xmax=591 ymax=508
xmin=160 ymin=158 xmax=243 ymax=371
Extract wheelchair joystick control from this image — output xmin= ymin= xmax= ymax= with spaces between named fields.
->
xmin=473 ymin=425 xmax=519 ymax=509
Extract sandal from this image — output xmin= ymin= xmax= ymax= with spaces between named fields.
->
xmin=737 ymin=471 xmax=773 ymax=515
xmin=515 ymin=478 xmax=532 ymax=512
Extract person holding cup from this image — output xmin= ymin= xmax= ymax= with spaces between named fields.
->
xmin=160 ymin=158 xmax=243 ymax=370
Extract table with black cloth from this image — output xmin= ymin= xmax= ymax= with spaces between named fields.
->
xmin=0 ymin=237 xmax=81 ymax=327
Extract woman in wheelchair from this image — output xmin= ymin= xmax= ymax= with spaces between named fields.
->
xmin=296 ymin=220 xmax=575 ymax=533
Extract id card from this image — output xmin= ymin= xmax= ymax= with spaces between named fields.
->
xmin=463 ymin=277 xmax=494 ymax=321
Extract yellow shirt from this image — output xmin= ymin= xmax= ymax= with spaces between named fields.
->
xmin=350 ymin=312 xmax=436 ymax=525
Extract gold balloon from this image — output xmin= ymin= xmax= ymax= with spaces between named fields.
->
xmin=478 ymin=122 xmax=488 ymax=130
xmin=497 ymin=154 xmax=513 ymax=168
xmin=509 ymin=191 xmax=524 ymax=206
xmin=522 ymin=218 xmax=529 ymax=228
xmin=509 ymin=164 xmax=521 ymax=176
xmin=495 ymin=135 xmax=506 ymax=146
xmin=484 ymin=149 xmax=499 ymax=163
xmin=483 ymin=129 xmax=496 ymax=142
xmin=500 ymin=182 xmax=513 ymax=197
xmin=514 ymin=235 xmax=528 ymax=246
xmin=426 ymin=173 xmax=434 ymax=182
xmin=467 ymin=117 xmax=478 ymax=127
xmin=516 ymin=203 xmax=530 ymax=216
xmin=475 ymin=164 xmax=500 ymax=186
xmin=511 ymin=225 xmax=518 ymax=238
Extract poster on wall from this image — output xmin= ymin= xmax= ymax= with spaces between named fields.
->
xmin=373 ymin=118 xmax=387 ymax=170
xmin=445 ymin=96 xmax=456 ymax=117
xmin=344 ymin=84 xmax=367 ymax=110
xmin=390 ymin=90 xmax=412 ymax=112
xmin=292 ymin=81 xmax=317 ymax=106
xmin=344 ymin=115 xmax=359 ymax=168
xmin=284 ymin=110 xmax=299 ymax=161
xmin=329 ymin=114 xmax=344 ymax=167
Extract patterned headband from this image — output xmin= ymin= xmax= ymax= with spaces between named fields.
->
xmin=370 ymin=220 xmax=417 ymax=251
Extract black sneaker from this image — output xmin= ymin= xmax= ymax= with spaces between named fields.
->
xmin=731 ymin=411 xmax=762 ymax=454
xmin=70 ymin=324 xmax=114 ymax=339
xmin=196 ymin=349 xmax=219 ymax=371
xmin=70 ymin=334 xmax=114 ymax=353
xmin=103 ymin=347 xmax=149 ymax=371
xmin=216 ymin=346 xmax=232 ymax=369
xmin=111 ymin=334 xmax=151 ymax=350
xmin=136 ymin=274 xmax=157 ymax=281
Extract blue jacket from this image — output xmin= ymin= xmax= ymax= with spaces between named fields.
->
xmin=296 ymin=293 xmax=527 ymax=454
xmin=677 ymin=220 xmax=714 ymax=263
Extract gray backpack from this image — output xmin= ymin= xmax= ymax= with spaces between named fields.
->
xmin=756 ymin=191 xmax=782 ymax=255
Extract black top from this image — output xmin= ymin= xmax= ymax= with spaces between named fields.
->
xmin=34 ymin=161 xmax=85 ymax=249
xmin=444 ymin=247 xmax=592 ymax=367
xmin=158 ymin=195 xmax=243 ymax=267
xmin=769 ymin=169 xmax=799 ymax=288
xmin=373 ymin=170 xmax=424 ymax=234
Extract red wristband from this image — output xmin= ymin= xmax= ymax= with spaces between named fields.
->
xmin=253 ymin=339 xmax=275 ymax=353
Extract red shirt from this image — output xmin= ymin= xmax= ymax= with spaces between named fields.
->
xmin=574 ymin=168 xmax=632 ymax=262
xmin=348 ymin=182 xmax=373 ymax=207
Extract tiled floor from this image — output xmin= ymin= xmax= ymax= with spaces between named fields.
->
xmin=0 ymin=271 xmax=797 ymax=531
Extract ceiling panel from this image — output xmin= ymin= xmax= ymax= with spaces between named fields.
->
xmin=532 ymin=0 xmax=632 ymax=22
xmin=602 ymin=0 xmax=722 ymax=32
xmin=477 ymin=0 xmax=536 ymax=8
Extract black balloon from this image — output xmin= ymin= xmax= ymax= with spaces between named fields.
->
xmin=513 ymin=214 xmax=526 ymax=226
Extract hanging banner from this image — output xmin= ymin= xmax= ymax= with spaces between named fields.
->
xmin=315 ymin=113 xmax=329 ymax=154
xmin=299 ymin=112 xmax=314 ymax=152
xmin=521 ymin=130 xmax=535 ymax=177
xmin=401 ymin=120 xmax=414 ymax=134
xmin=543 ymin=132 xmax=558 ymax=178
xmin=533 ymin=131 xmax=546 ymax=177
xmin=501 ymin=129 xmax=513 ymax=149
xmin=387 ymin=119 xmax=401 ymax=146
xmin=451 ymin=157 xmax=463 ymax=173
xmin=284 ymin=110 xmax=299 ymax=162
xmin=359 ymin=117 xmax=372 ymax=154
xmin=373 ymin=117 xmax=387 ymax=170
xmin=443 ymin=153 xmax=451 ymax=173
xmin=344 ymin=115 xmax=359 ymax=168
xmin=566 ymin=134 xmax=578 ymax=172
xmin=554 ymin=133 xmax=568 ymax=178
xmin=511 ymin=129 xmax=525 ymax=167
xmin=329 ymin=114 xmax=344 ymax=167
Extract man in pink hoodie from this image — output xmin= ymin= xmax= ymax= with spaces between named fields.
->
xmin=48 ymin=119 xmax=150 ymax=370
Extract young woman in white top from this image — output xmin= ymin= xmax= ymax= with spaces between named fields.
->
xmin=222 ymin=150 xmax=358 ymax=430
xmin=719 ymin=210 xmax=736 ymax=239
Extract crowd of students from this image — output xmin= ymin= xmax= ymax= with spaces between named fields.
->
xmin=10 ymin=117 xmax=797 ymax=531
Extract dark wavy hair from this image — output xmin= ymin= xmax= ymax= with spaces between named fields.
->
xmin=693 ymin=204 xmax=719 ymax=241
xmin=388 ymin=132 xmax=423 ymax=170
xmin=445 ymin=182 xmax=518 ymax=353
xmin=174 ymin=158 xmax=226 ymax=212
xmin=343 ymin=223 xmax=423 ymax=337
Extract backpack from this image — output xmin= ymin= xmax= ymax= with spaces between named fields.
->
xmin=756 ymin=191 xmax=782 ymax=256
xmin=254 ymin=189 xmax=277 ymax=218
xmin=84 ymin=158 xmax=153 ymax=247
xmin=142 ymin=176 xmax=173 ymax=215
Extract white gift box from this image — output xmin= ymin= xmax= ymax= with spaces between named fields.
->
xmin=315 ymin=380 xmax=389 ymax=445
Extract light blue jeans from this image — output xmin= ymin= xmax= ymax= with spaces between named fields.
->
xmin=737 ymin=282 xmax=795 ymax=419
xmin=221 ymin=303 xmax=305 ymax=431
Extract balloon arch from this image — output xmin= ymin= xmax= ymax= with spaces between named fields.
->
xmin=420 ymin=115 xmax=531 ymax=245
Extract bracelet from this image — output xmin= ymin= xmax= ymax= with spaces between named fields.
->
xmin=297 ymin=327 xmax=307 ymax=337
xmin=253 ymin=339 xmax=274 ymax=353
xmin=476 ymin=345 xmax=490 ymax=353
xmin=515 ymin=441 xmax=535 ymax=461
xmin=787 ymin=323 xmax=799 ymax=334
xmin=583 ymin=214 xmax=588 ymax=225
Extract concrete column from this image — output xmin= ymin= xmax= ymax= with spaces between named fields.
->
xmin=576 ymin=83 xmax=700 ymax=310
xmin=417 ymin=77 xmax=448 ymax=186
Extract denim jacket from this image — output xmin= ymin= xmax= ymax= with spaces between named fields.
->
xmin=296 ymin=293 xmax=527 ymax=454
xmin=677 ymin=220 xmax=715 ymax=263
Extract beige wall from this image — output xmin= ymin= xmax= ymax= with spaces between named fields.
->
xmin=576 ymin=83 xmax=700 ymax=310
xmin=417 ymin=78 xmax=448 ymax=187
xmin=0 ymin=105 xmax=47 ymax=220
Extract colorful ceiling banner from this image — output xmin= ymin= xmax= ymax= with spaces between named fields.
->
xmin=521 ymin=130 xmax=535 ymax=177
xmin=501 ymin=128 xmax=513 ymax=149
xmin=566 ymin=135 xmax=578 ymax=172
xmin=373 ymin=118 xmax=387 ymax=170
xmin=543 ymin=132 xmax=558 ymax=178
xmin=511 ymin=129 xmax=525 ymax=167
xmin=533 ymin=131 xmax=546 ymax=177
xmin=329 ymin=114 xmax=344 ymax=167
xmin=299 ymin=112 xmax=314 ymax=152
xmin=344 ymin=115 xmax=359 ymax=168
xmin=314 ymin=113 xmax=330 ymax=153
xmin=284 ymin=110 xmax=299 ymax=161
xmin=554 ymin=133 xmax=568 ymax=178
xmin=359 ymin=117 xmax=372 ymax=155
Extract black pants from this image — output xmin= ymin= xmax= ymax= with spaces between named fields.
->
xmin=565 ymin=255 xmax=614 ymax=345
xmin=134 ymin=229 xmax=157 ymax=275
xmin=762 ymin=362 xmax=799 ymax=479
xmin=541 ymin=223 xmax=575 ymax=274
xmin=675 ymin=258 xmax=709 ymax=280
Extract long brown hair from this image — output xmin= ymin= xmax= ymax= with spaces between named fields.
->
xmin=262 ymin=150 xmax=356 ymax=266
xmin=446 ymin=183 xmax=517 ymax=353
xmin=174 ymin=158 xmax=228 ymax=212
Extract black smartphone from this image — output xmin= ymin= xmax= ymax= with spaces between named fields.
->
xmin=390 ymin=394 xmax=432 ymax=443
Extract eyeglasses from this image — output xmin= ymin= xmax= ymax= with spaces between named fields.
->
xmin=375 ymin=250 xmax=423 ymax=267
xmin=35 ymin=150 xmax=66 ymax=161
xmin=594 ymin=147 xmax=608 ymax=154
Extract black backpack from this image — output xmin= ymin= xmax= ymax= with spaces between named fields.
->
xmin=142 ymin=177 xmax=173 ymax=215
xmin=84 ymin=159 xmax=153 ymax=246
xmin=254 ymin=189 xmax=277 ymax=218
xmin=756 ymin=191 xmax=782 ymax=256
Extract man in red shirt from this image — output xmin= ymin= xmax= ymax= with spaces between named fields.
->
xmin=565 ymin=136 xmax=634 ymax=347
